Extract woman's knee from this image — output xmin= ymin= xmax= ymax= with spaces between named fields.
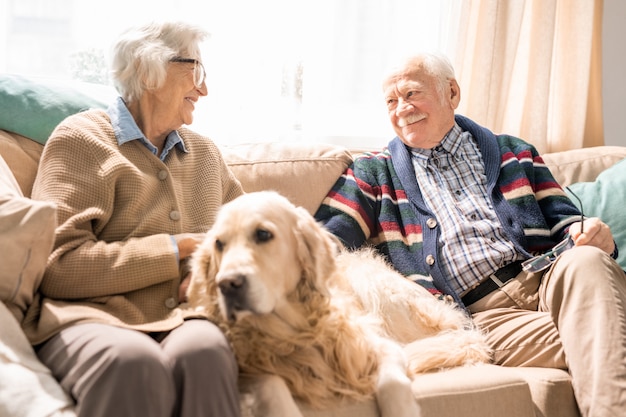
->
xmin=164 ymin=320 xmax=238 ymax=377
xmin=94 ymin=331 xmax=173 ymax=384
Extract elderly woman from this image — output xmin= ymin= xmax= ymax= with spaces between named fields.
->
xmin=25 ymin=22 xmax=244 ymax=417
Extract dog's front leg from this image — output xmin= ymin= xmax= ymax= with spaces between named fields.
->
xmin=240 ymin=374 xmax=304 ymax=417
xmin=375 ymin=339 xmax=421 ymax=417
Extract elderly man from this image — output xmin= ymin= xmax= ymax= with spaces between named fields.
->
xmin=315 ymin=53 xmax=626 ymax=416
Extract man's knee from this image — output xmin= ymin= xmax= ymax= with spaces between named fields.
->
xmin=548 ymin=245 xmax=620 ymax=286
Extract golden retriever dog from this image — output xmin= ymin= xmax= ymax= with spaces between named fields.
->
xmin=187 ymin=191 xmax=491 ymax=417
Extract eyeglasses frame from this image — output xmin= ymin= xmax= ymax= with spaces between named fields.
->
xmin=170 ymin=57 xmax=206 ymax=88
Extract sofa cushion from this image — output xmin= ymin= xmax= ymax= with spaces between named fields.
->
xmin=0 ymin=154 xmax=56 ymax=323
xmin=0 ymin=130 xmax=44 ymax=198
xmin=242 ymin=364 xmax=537 ymax=417
xmin=541 ymin=146 xmax=626 ymax=187
xmin=566 ymin=158 xmax=626 ymax=270
xmin=220 ymin=142 xmax=353 ymax=215
xmin=509 ymin=367 xmax=579 ymax=417
xmin=409 ymin=364 xmax=536 ymax=417
xmin=0 ymin=74 xmax=115 ymax=145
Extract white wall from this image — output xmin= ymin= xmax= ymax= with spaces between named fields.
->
xmin=602 ymin=0 xmax=626 ymax=146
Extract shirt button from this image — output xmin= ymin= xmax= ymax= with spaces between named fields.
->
xmin=165 ymin=297 xmax=178 ymax=309
xmin=426 ymin=218 xmax=437 ymax=229
xmin=170 ymin=211 xmax=181 ymax=221
xmin=158 ymin=170 xmax=168 ymax=180
xmin=426 ymin=254 xmax=435 ymax=265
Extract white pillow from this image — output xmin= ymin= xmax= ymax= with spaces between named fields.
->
xmin=0 ymin=154 xmax=56 ymax=322
xmin=0 ymin=302 xmax=75 ymax=417
xmin=0 ymin=153 xmax=73 ymax=416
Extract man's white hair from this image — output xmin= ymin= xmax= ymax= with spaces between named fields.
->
xmin=383 ymin=52 xmax=456 ymax=95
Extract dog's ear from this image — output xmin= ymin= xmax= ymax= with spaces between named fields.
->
xmin=188 ymin=234 xmax=221 ymax=318
xmin=293 ymin=206 xmax=339 ymax=296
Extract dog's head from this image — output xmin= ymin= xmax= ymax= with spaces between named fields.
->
xmin=188 ymin=191 xmax=339 ymax=322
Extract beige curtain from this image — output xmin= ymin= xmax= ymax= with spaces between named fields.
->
xmin=453 ymin=0 xmax=604 ymax=153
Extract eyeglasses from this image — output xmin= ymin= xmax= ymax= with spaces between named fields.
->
xmin=521 ymin=186 xmax=585 ymax=273
xmin=522 ymin=236 xmax=575 ymax=273
xmin=171 ymin=57 xmax=206 ymax=88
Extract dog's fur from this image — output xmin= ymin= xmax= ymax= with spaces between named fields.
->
xmin=188 ymin=191 xmax=491 ymax=417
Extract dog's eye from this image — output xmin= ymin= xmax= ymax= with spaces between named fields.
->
xmin=254 ymin=228 xmax=273 ymax=243
xmin=215 ymin=239 xmax=224 ymax=252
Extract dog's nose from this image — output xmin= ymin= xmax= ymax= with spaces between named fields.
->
xmin=218 ymin=273 xmax=247 ymax=296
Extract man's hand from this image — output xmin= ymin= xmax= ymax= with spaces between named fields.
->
xmin=173 ymin=233 xmax=205 ymax=260
xmin=174 ymin=233 xmax=205 ymax=302
xmin=179 ymin=273 xmax=191 ymax=303
xmin=568 ymin=217 xmax=615 ymax=255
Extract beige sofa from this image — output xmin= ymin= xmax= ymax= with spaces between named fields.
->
xmin=2 ymin=126 xmax=626 ymax=417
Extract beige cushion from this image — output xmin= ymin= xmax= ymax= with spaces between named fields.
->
xmin=0 ymin=153 xmax=56 ymax=323
xmin=295 ymin=364 xmax=535 ymax=417
xmin=509 ymin=367 xmax=579 ymax=417
xmin=542 ymin=145 xmax=626 ymax=187
xmin=220 ymin=142 xmax=353 ymax=215
xmin=410 ymin=364 xmax=536 ymax=417
xmin=241 ymin=364 xmax=538 ymax=417
xmin=0 ymin=130 xmax=43 ymax=198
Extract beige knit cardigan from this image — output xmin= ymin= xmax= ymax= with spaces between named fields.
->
xmin=23 ymin=110 xmax=244 ymax=344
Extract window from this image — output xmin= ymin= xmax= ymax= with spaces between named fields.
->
xmin=0 ymin=0 xmax=461 ymax=148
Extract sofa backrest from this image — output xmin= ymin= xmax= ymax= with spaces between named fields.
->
xmin=542 ymin=146 xmax=626 ymax=188
xmin=0 ymin=130 xmax=353 ymax=214
xmin=2 ymin=128 xmax=626 ymax=214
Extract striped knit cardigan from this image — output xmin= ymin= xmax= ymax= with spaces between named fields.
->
xmin=314 ymin=115 xmax=583 ymax=304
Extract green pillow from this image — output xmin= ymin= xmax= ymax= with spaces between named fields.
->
xmin=566 ymin=158 xmax=626 ymax=270
xmin=0 ymin=74 xmax=116 ymax=145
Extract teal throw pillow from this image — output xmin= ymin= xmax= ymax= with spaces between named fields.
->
xmin=566 ymin=158 xmax=626 ymax=270
xmin=0 ymin=74 xmax=116 ymax=145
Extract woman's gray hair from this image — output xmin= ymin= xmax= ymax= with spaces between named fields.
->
xmin=109 ymin=21 xmax=209 ymax=102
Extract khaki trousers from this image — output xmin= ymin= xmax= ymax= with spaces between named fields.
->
xmin=36 ymin=319 xmax=240 ymax=417
xmin=468 ymin=246 xmax=626 ymax=417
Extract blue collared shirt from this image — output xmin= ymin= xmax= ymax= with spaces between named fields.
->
xmin=106 ymin=96 xmax=187 ymax=261
xmin=106 ymin=96 xmax=188 ymax=162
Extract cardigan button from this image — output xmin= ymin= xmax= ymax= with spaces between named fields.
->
xmin=158 ymin=170 xmax=168 ymax=180
xmin=425 ymin=254 xmax=435 ymax=265
xmin=170 ymin=211 xmax=181 ymax=221
xmin=426 ymin=218 xmax=437 ymax=229
xmin=165 ymin=297 xmax=178 ymax=309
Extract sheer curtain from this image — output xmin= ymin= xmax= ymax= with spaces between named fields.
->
xmin=192 ymin=0 xmax=464 ymax=149
xmin=454 ymin=0 xmax=604 ymax=153
xmin=2 ymin=0 xmax=602 ymax=151
xmin=1 ymin=0 xmax=463 ymax=148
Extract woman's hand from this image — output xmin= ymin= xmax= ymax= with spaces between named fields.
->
xmin=568 ymin=217 xmax=616 ymax=255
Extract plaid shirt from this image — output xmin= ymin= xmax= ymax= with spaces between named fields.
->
xmin=410 ymin=124 xmax=520 ymax=295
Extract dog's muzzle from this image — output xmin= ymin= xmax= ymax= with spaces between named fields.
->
xmin=217 ymin=272 xmax=250 ymax=321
